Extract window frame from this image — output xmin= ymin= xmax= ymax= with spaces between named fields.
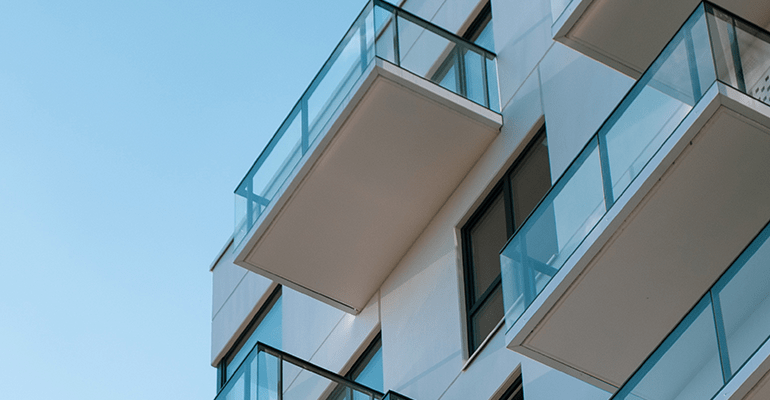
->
xmin=462 ymin=127 xmax=548 ymax=355
xmin=217 ymin=285 xmax=282 ymax=390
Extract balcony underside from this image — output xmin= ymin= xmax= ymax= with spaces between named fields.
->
xmin=234 ymin=60 xmax=502 ymax=314
xmin=506 ymin=84 xmax=770 ymax=391
xmin=553 ymin=0 xmax=770 ymax=77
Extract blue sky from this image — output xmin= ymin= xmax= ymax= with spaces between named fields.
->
xmin=0 ymin=0 xmax=365 ymax=398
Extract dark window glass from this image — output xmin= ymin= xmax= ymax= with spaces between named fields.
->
xmin=470 ymin=191 xmax=507 ymax=302
xmin=463 ymin=128 xmax=550 ymax=354
xmin=510 ymin=134 xmax=551 ymax=229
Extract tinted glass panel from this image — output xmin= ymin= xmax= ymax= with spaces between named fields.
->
xmin=715 ymin=226 xmax=770 ymax=377
xmin=469 ymin=191 xmax=507 ymax=302
xmin=510 ymin=135 xmax=551 ymax=229
xmin=471 ymin=285 xmax=504 ymax=349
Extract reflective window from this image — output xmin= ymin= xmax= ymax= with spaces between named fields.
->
xmin=463 ymin=129 xmax=550 ymax=354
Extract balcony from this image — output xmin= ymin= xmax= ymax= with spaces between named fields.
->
xmin=501 ymin=3 xmax=770 ymax=391
xmin=232 ymin=1 xmax=502 ymax=314
xmin=612 ymin=220 xmax=770 ymax=400
xmin=216 ymin=342 xmax=413 ymax=400
xmin=551 ymin=0 xmax=770 ymax=77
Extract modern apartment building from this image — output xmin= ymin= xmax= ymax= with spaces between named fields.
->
xmin=209 ymin=0 xmax=770 ymax=399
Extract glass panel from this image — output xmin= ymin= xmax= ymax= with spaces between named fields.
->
xmin=471 ymin=285 xmax=504 ymax=348
xmin=257 ymin=351 xmax=280 ymax=400
xmin=602 ymin=6 xmax=713 ymax=200
xmin=283 ymin=356 xmax=378 ymax=400
xmin=464 ymin=48 xmax=486 ymax=106
xmin=613 ymin=222 xmax=770 ymax=400
xmin=472 ymin=16 xmax=494 ymax=51
xmin=373 ymin=4 xmax=396 ymax=64
xmin=234 ymin=110 xmax=303 ymax=244
xmin=307 ymin=8 xmax=374 ymax=143
xmin=735 ymin=24 xmax=770 ymax=105
xmin=437 ymin=60 xmax=459 ymax=94
xmin=615 ymin=298 xmax=723 ymax=400
xmin=486 ymin=57 xmax=500 ymax=112
xmin=233 ymin=4 xmax=376 ymax=246
xmin=354 ymin=345 xmax=383 ymax=393
xmin=394 ymin=11 xmax=497 ymax=108
xmin=234 ymin=0 xmax=500 ymax=244
xmin=223 ymin=370 xmax=246 ymax=400
xmin=709 ymin=7 xmax=770 ymax=105
xmin=397 ymin=15 xmax=456 ymax=81
xmin=501 ymin=141 xmax=604 ymax=328
xmin=715 ymin=227 xmax=770 ymax=378
xmin=709 ymin=8 xmax=744 ymax=90
xmin=510 ymin=135 xmax=551 ymax=230
xmin=469 ymin=191 xmax=507 ymax=302
xmin=227 ymin=296 xmax=282 ymax=380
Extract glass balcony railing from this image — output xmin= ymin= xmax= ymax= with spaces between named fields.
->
xmin=215 ymin=342 xmax=403 ymax=400
xmin=500 ymin=2 xmax=770 ymax=335
xmin=233 ymin=0 xmax=499 ymax=246
xmin=612 ymin=219 xmax=770 ymax=400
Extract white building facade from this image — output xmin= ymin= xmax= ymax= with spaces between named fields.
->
xmin=209 ymin=0 xmax=770 ymax=399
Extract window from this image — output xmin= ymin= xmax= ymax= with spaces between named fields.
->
xmin=462 ymin=128 xmax=550 ymax=354
xmin=327 ymin=333 xmax=383 ymax=399
xmin=498 ymin=375 xmax=524 ymax=400
xmin=217 ymin=285 xmax=282 ymax=390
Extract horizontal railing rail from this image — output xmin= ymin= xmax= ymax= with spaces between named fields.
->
xmin=214 ymin=341 xmax=385 ymax=400
xmin=499 ymin=1 xmax=770 ymax=336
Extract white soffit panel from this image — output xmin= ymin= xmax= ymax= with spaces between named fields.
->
xmin=240 ymin=63 xmax=501 ymax=314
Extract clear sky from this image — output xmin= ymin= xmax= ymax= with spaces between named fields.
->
xmin=0 ymin=0 xmax=366 ymax=399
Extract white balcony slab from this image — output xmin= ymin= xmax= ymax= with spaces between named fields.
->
xmin=505 ymin=84 xmax=770 ymax=390
xmin=552 ymin=0 xmax=770 ymax=77
xmin=234 ymin=59 xmax=502 ymax=314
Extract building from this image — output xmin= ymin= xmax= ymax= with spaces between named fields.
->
xmin=208 ymin=0 xmax=770 ymax=399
